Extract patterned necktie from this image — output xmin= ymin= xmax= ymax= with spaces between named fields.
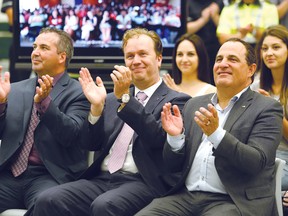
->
xmin=11 ymin=104 xmax=39 ymax=177
xmin=107 ymin=92 xmax=148 ymax=173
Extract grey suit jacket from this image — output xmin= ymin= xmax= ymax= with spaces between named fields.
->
xmin=79 ymin=81 xmax=191 ymax=196
xmin=164 ymin=88 xmax=283 ymax=216
xmin=0 ymin=73 xmax=90 ymax=183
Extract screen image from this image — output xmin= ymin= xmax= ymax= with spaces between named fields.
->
xmin=14 ymin=0 xmax=186 ymax=64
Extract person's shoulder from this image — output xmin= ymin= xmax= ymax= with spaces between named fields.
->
xmin=251 ymin=89 xmax=282 ymax=108
xmin=262 ymin=1 xmax=278 ymax=9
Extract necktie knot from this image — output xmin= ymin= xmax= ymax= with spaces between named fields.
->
xmin=136 ymin=91 xmax=148 ymax=104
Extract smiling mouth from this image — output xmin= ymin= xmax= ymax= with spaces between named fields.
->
xmin=217 ymin=71 xmax=231 ymax=75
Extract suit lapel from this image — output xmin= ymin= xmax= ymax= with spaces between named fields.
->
xmin=223 ymin=88 xmax=254 ymax=131
xmin=49 ymin=73 xmax=69 ymax=101
xmin=144 ymin=82 xmax=168 ymax=113
xmin=22 ymin=78 xmax=38 ymax=130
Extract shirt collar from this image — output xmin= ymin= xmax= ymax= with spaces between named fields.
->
xmin=134 ymin=79 xmax=162 ymax=100
xmin=37 ymin=72 xmax=64 ymax=87
xmin=211 ymin=86 xmax=250 ymax=106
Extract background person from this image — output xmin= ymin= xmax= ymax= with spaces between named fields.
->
xmin=217 ymin=0 xmax=279 ymax=48
xmin=251 ymin=24 xmax=288 ymax=215
xmin=187 ymin=0 xmax=224 ymax=85
xmin=1 ymin=0 xmax=32 ymax=82
xmin=163 ymin=33 xmax=216 ymax=97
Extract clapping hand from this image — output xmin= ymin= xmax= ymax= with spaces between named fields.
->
xmin=0 ymin=68 xmax=10 ymax=103
xmin=162 ymin=74 xmax=181 ymax=92
xmin=110 ymin=65 xmax=132 ymax=99
xmin=34 ymin=75 xmax=53 ymax=103
xmin=161 ymin=102 xmax=183 ymax=136
xmin=194 ymin=103 xmax=219 ymax=136
xmin=79 ymin=67 xmax=107 ymax=116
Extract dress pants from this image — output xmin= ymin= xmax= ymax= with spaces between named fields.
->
xmin=33 ymin=171 xmax=157 ymax=216
xmin=135 ymin=188 xmax=241 ymax=216
xmin=0 ymin=165 xmax=58 ymax=215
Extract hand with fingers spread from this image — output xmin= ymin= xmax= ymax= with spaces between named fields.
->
xmin=78 ymin=67 xmax=107 ymax=116
xmin=34 ymin=75 xmax=53 ymax=103
xmin=194 ymin=103 xmax=219 ymax=136
xmin=161 ymin=102 xmax=183 ymax=136
xmin=258 ymin=89 xmax=270 ymax=97
xmin=162 ymin=74 xmax=181 ymax=92
xmin=110 ymin=65 xmax=132 ymax=98
xmin=0 ymin=68 xmax=11 ymax=103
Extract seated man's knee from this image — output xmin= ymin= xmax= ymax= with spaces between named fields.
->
xmin=90 ymin=197 xmax=122 ymax=216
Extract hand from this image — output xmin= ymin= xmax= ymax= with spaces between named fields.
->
xmin=161 ymin=102 xmax=183 ymax=136
xmin=238 ymin=27 xmax=250 ymax=38
xmin=258 ymin=88 xmax=270 ymax=97
xmin=209 ymin=2 xmax=220 ymax=17
xmin=110 ymin=65 xmax=132 ymax=98
xmin=0 ymin=69 xmax=11 ymax=103
xmin=162 ymin=74 xmax=181 ymax=92
xmin=79 ymin=67 xmax=107 ymax=116
xmin=34 ymin=75 xmax=53 ymax=103
xmin=194 ymin=103 xmax=218 ymax=136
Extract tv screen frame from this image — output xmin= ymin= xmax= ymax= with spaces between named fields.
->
xmin=13 ymin=0 xmax=186 ymax=71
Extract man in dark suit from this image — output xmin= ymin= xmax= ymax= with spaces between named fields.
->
xmin=32 ymin=28 xmax=191 ymax=216
xmin=0 ymin=27 xmax=90 ymax=215
xmin=135 ymin=38 xmax=283 ymax=216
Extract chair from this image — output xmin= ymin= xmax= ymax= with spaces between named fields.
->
xmin=0 ymin=152 xmax=95 ymax=216
xmin=0 ymin=209 xmax=27 ymax=216
xmin=275 ymin=158 xmax=286 ymax=216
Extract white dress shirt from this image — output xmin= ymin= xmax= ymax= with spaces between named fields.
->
xmin=168 ymin=87 xmax=249 ymax=193
xmin=89 ymin=79 xmax=162 ymax=173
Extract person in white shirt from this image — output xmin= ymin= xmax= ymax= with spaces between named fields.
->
xmin=135 ymin=38 xmax=283 ymax=216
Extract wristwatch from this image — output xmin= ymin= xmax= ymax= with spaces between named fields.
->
xmin=117 ymin=93 xmax=130 ymax=103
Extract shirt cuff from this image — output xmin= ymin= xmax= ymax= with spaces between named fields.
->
xmin=88 ymin=112 xmax=100 ymax=125
xmin=167 ymin=130 xmax=185 ymax=152
xmin=207 ymin=127 xmax=226 ymax=149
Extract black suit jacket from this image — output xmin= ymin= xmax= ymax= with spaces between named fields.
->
xmin=0 ymin=73 xmax=90 ymax=183
xmin=79 ymin=82 xmax=191 ymax=196
xmin=164 ymin=88 xmax=283 ymax=216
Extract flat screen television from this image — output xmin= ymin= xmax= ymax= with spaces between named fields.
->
xmin=13 ymin=0 xmax=186 ymax=72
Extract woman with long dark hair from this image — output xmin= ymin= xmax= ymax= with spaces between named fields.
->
xmin=163 ymin=33 xmax=216 ymax=97
xmin=254 ymin=24 xmax=288 ymax=214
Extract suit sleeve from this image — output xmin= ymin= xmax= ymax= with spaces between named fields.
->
xmin=214 ymin=98 xmax=283 ymax=175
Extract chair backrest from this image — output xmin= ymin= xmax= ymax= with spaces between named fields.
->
xmin=88 ymin=151 xmax=94 ymax=166
xmin=275 ymin=158 xmax=285 ymax=216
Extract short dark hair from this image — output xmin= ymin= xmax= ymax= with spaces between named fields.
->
xmin=39 ymin=27 xmax=74 ymax=69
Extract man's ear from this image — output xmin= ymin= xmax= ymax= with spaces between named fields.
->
xmin=59 ymin=52 xmax=66 ymax=64
xmin=248 ymin=63 xmax=257 ymax=78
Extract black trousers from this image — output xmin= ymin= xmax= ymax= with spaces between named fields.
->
xmin=0 ymin=165 xmax=58 ymax=214
xmin=33 ymin=171 xmax=157 ymax=216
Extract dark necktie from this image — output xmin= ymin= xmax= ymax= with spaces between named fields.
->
xmin=11 ymin=104 xmax=39 ymax=177
xmin=107 ymin=91 xmax=147 ymax=173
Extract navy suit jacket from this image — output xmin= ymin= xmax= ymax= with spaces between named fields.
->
xmin=79 ymin=81 xmax=191 ymax=196
xmin=164 ymin=88 xmax=283 ymax=216
xmin=0 ymin=73 xmax=90 ymax=183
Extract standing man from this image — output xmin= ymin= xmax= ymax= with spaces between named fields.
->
xmin=0 ymin=27 xmax=90 ymax=215
xmin=32 ymin=28 xmax=191 ymax=216
xmin=136 ymin=38 xmax=283 ymax=216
